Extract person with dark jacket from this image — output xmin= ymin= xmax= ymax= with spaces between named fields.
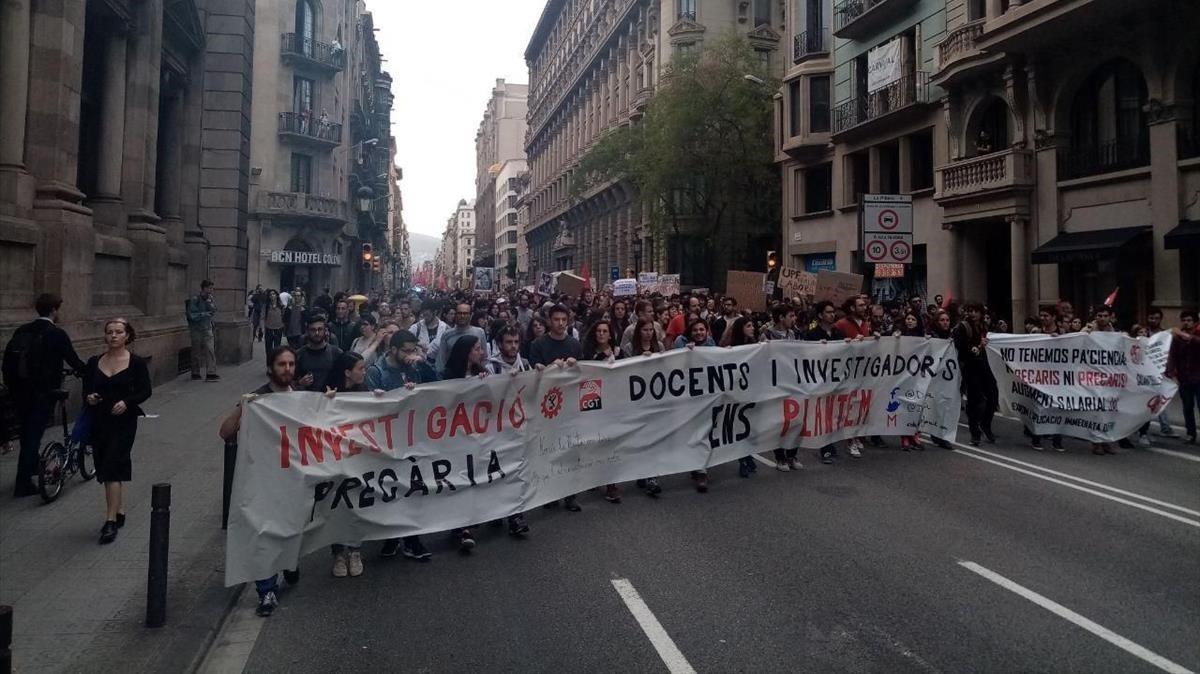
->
xmin=84 ymin=318 xmax=152 ymax=544
xmin=328 ymin=300 xmax=361 ymax=351
xmin=1167 ymin=309 xmax=1200 ymax=444
xmin=2 ymin=293 xmax=87 ymax=497
xmin=805 ymin=301 xmax=848 ymax=463
xmin=366 ymin=330 xmax=437 ymax=391
xmin=953 ymin=302 xmax=997 ymax=447
xmin=294 ymin=315 xmax=342 ymax=392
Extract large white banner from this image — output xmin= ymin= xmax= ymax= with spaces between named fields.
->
xmin=226 ymin=338 xmax=961 ymax=585
xmin=867 ymin=39 xmax=903 ymax=93
xmin=986 ymin=332 xmax=1177 ymax=441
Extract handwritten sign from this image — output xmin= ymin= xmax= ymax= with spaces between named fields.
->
xmin=725 ymin=270 xmax=767 ymax=312
xmin=777 ymin=268 xmax=817 ymax=297
xmin=814 ymin=270 xmax=863 ymax=306
xmin=612 ymin=279 xmax=638 ymax=297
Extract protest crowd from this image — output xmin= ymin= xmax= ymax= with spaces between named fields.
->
xmin=4 ymin=276 xmax=1199 ymax=619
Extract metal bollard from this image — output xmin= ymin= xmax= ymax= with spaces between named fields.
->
xmin=222 ymin=441 xmax=237 ymax=530
xmin=146 ymin=483 xmax=171 ymax=628
xmin=1 ymin=604 xmax=12 ymax=674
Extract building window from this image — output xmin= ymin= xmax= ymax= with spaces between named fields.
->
xmin=809 ymin=75 xmax=830 ymax=133
xmin=1063 ymin=58 xmax=1149 ymax=179
xmin=804 ymin=163 xmax=833 ymax=213
xmin=506 ymin=231 xmax=518 ymax=244
xmin=790 ymin=167 xmax=804 ymax=217
xmin=295 ymin=0 xmax=316 ymax=56
xmin=878 ymin=140 xmax=900 ymax=194
xmin=756 ymin=49 xmax=771 ymax=68
xmin=293 ymin=76 xmax=314 ymax=115
xmin=846 ymin=151 xmax=869 ymax=205
xmin=753 ymin=0 xmax=770 ymax=26
xmin=678 ymin=0 xmax=696 ymax=20
xmin=909 ymin=129 xmax=934 ymax=191
xmin=789 ymin=80 xmax=802 ymax=137
xmin=290 ymin=153 xmax=312 ymax=193
xmin=967 ymin=0 xmax=986 ymax=21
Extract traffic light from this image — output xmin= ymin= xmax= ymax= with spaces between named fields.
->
xmin=767 ymin=250 xmax=778 ymax=270
xmin=361 ymin=243 xmax=372 ymax=270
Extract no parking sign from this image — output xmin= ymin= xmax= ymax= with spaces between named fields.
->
xmin=861 ymin=194 xmax=913 ymax=264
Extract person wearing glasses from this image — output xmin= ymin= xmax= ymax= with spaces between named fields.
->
xmin=433 ymin=302 xmax=486 ymax=377
xmin=365 ymin=330 xmax=436 ymax=391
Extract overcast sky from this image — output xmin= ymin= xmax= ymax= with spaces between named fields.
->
xmin=370 ymin=1 xmax=546 ymax=239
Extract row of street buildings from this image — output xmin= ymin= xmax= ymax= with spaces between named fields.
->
xmin=0 ymin=0 xmax=407 ymax=381
xmin=437 ymin=0 xmax=1199 ymax=325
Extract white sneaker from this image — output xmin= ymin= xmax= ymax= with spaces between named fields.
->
xmin=1137 ymin=435 xmax=1151 ymax=448
xmin=348 ymin=550 xmax=363 ymax=577
xmin=848 ymin=444 xmax=862 ymax=458
xmin=775 ymin=462 xmax=790 ymax=472
xmin=332 ymin=553 xmax=348 ymax=578
xmin=787 ymin=458 xmax=803 ymax=471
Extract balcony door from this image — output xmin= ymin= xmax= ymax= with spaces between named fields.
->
xmin=296 ymin=0 xmax=316 ymax=56
xmin=806 ymin=0 xmax=824 ymax=44
xmin=293 ymin=76 xmax=314 ymax=115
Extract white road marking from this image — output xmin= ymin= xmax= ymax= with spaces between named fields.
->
xmin=958 ymin=561 xmax=1196 ymax=674
xmin=958 ymin=444 xmax=1200 ymax=517
xmin=950 ymin=447 xmax=1200 ymax=528
xmin=751 ymin=453 xmax=778 ymax=468
xmin=1149 ymin=447 xmax=1200 ymax=463
xmin=611 ymin=579 xmax=697 ymax=674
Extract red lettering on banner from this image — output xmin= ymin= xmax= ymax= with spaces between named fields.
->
xmin=379 ymin=413 xmax=399 ymax=450
xmin=449 ymin=403 xmax=472 ymax=437
xmin=322 ymin=428 xmax=344 ymax=461
xmin=406 ymin=410 xmax=415 ymax=447
xmin=358 ymin=419 xmax=382 ymax=453
xmin=473 ymin=401 xmax=492 ymax=434
xmin=496 ymin=399 xmax=506 ymax=432
xmin=298 ymin=426 xmax=323 ymax=465
xmin=509 ymin=389 xmax=527 ymax=428
xmin=428 ymin=407 xmax=447 ymax=439
xmin=338 ymin=423 xmax=361 ymax=456
xmin=781 ymin=398 xmax=801 ymax=437
xmin=279 ymin=426 xmax=291 ymax=468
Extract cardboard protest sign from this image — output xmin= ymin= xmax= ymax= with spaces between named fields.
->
xmin=227 ymin=338 xmax=962 ymax=586
xmin=777 ymin=268 xmax=817 ymax=297
xmin=556 ymin=272 xmax=585 ymax=298
xmin=537 ymin=272 xmax=556 ymax=295
xmin=473 ymin=267 xmax=495 ymax=292
xmin=658 ymin=274 xmax=680 ymax=296
xmin=815 ymin=270 xmax=864 ymax=306
xmin=725 ymin=270 xmax=767 ymax=311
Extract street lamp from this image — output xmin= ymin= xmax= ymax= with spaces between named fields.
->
xmin=742 ymin=74 xmax=765 ymax=85
xmin=356 ymin=186 xmax=374 ymax=213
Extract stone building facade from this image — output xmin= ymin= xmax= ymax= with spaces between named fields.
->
xmin=245 ymin=2 xmax=396 ymax=298
xmin=474 ymin=79 xmax=529 ymax=272
xmin=779 ymin=0 xmax=1200 ymax=326
xmin=524 ymin=0 xmax=786 ymax=284
xmin=0 ymin=0 xmax=256 ymax=382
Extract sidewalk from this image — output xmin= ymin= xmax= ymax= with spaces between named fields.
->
xmin=0 ymin=349 xmax=269 ymax=673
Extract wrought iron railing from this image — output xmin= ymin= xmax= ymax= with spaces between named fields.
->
xmin=280 ymin=33 xmax=346 ymax=70
xmin=834 ymin=0 xmax=892 ymax=33
xmin=1057 ymin=135 xmax=1149 ymax=180
xmin=792 ymin=30 xmax=828 ymax=63
xmin=278 ymin=112 xmax=343 ymax=143
xmin=832 ymin=71 xmax=930 ymax=134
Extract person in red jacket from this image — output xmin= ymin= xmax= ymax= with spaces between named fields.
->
xmin=835 ymin=295 xmax=872 ymax=339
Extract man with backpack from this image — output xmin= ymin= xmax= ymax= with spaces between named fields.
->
xmin=2 ymin=293 xmax=87 ymax=497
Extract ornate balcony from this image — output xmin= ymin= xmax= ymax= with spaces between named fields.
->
xmin=832 ymin=71 xmax=931 ymax=142
xmin=1057 ymin=135 xmax=1149 ymax=180
xmin=937 ymin=148 xmax=1035 ymax=215
xmin=280 ymin=33 xmax=346 ymax=74
xmin=833 ymin=0 xmax=918 ymax=40
xmin=277 ymin=112 xmax=342 ymax=149
xmin=255 ymin=191 xmax=347 ymax=228
xmin=792 ymin=29 xmax=828 ymax=64
xmin=933 ymin=20 xmax=1004 ymax=86
xmin=976 ymin=0 xmax=1125 ymax=54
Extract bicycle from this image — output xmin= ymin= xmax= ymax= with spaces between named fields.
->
xmin=37 ymin=372 xmax=95 ymax=503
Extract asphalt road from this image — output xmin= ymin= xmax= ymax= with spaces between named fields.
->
xmin=235 ymin=413 xmax=1200 ymax=673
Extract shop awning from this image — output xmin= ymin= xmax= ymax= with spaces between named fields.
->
xmin=1031 ymin=226 xmax=1150 ymax=264
xmin=1164 ymin=220 xmax=1200 ymax=250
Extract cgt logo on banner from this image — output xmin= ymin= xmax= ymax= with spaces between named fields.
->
xmin=225 ymin=339 xmax=962 ymax=586
xmin=986 ymin=331 xmax=1178 ymax=442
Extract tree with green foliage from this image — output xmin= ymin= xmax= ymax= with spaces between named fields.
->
xmin=570 ymin=34 xmax=781 ymax=288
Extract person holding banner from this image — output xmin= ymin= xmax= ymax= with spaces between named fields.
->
xmin=953 ymin=303 xmax=997 ymax=447
xmin=530 ymin=305 xmax=585 ymax=511
xmin=1167 ymin=309 xmax=1200 ymax=444
xmin=678 ymin=318 xmax=717 ymax=491
xmin=805 ymin=301 xmax=848 ymax=464
xmin=582 ymin=319 xmax=625 ymax=504
xmin=218 ymin=345 xmax=300 ymax=617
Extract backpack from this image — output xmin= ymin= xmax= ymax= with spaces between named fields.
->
xmin=2 ymin=324 xmax=47 ymax=388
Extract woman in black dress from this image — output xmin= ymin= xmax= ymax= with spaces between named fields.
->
xmin=84 ymin=318 xmax=152 ymax=544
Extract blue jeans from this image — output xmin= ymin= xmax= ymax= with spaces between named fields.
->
xmin=254 ymin=575 xmax=277 ymax=598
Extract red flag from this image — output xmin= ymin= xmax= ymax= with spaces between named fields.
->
xmin=1103 ymin=287 xmax=1119 ymax=307
xmin=580 ymin=261 xmax=592 ymax=289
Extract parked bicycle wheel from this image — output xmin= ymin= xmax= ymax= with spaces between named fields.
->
xmin=38 ymin=441 xmax=67 ymax=503
xmin=76 ymin=441 xmax=96 ymax=481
